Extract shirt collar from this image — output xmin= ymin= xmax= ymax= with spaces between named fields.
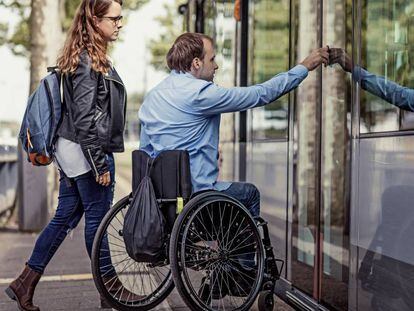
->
xmin=171 ymin=70 xmax=196 ymax=79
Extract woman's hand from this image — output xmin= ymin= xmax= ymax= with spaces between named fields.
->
xmin=96 ymin=171 xmax=111 ymax=186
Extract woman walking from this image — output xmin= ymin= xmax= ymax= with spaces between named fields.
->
xmin=5 ymin=1 xmax=127 ymax=310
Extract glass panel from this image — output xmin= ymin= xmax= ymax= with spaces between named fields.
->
xmin=246 ymin=142 xmax=289 ymax=275
xmin=204 ymin=1 xmax=237 ymax=181
xmin=320 ymin=0 xmax=351 ymax=309
xmin=204 ymin=1 xmax=236 ymax=144
xmin=356 ymin=137 xmax=414 ymax=311
xmin=360 ymin=0 xmax=414 ymax=133
xmin=249 ymin=0 xmax=290 ymax=140
xmin=290 ymin=0 xmax=320 ymax=297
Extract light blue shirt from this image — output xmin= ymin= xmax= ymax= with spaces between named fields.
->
xmin=354 ymin=67 xmax=414 ymax=111
xmin=139 ymin=65 xmax=308 ymax=192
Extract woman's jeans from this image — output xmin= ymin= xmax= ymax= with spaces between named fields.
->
xmin=27 ymin=155 xmax=115 ymax=274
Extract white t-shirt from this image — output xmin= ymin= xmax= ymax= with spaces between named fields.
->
xmin=54 ymin=137 xmax=91 ymax=178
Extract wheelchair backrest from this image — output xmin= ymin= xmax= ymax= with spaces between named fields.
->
xmin=132 ymin=150 xmax=192 ymax=200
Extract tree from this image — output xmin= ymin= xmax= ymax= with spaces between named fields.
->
xmin=149 ymin=0 xmax=185 ymax=72
xmin=29 ymin=0 xmax=62 ymax=92
xmin=0 ymin=0 xmax=149 ymax=60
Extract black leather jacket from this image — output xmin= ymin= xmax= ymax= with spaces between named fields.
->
xmin=57 ymin=51 xmax=127 ymax=177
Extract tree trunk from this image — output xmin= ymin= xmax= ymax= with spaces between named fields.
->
xmin=19 ymin=0 xmax=63 ymax=231
xmin=29 ymin=0 xmax=63 ymax=92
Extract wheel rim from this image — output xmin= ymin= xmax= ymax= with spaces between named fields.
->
xmin=95 ymin=198 xmax=172 ymax=307
xmin=179 ymin=199 xmax=264 ymax=310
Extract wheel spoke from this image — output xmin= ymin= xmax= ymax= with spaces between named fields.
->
xmin=94 ymin=199 xmax=171 ymax=308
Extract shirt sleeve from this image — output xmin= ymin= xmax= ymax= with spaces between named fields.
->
xmin=139 ymin=123 xmax=152 ymax=154
xmin=354 ymin=67 xmax=414 ymax=111
xmin=193 ymin=65 xmax=308 ymax=115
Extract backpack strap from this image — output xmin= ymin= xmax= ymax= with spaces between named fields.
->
xmin=46 ymin=66 xmax=64 ymax=103
xmin=60 ymin=72 xmax=64 ymax=104
xmin=47 ymin=66 xmax=59 ymax=73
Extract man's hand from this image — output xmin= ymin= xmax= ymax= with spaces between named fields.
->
xmin=329 ymin=48 xmax=352 ymax=72
xmin=96 ymin=171 xmax=111 ymax=186
xmin=300 ymin=47 xmax=329 ymax=71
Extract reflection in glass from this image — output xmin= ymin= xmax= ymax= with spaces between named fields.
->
xmin=320 ymin=0 xmax=351 ymax=309
xmin=291 ymin=0 xmax=319 ymax=297
xmin=249 ymin=0 xmax=290 ymax=140
xmin=360 ymin=0 xmax=414 ymax=133
xmin=204 ymin=1 xmax=237 ymax=181
xmin=358 ymin=185 xmax=414 ymax=311
xmin=247 ymin=143 xmax=289 ymax=273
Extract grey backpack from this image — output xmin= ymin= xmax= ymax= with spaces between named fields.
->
xmin=18 ymin=67 xmax=63 ymax=166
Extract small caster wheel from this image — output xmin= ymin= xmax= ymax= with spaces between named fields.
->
xmin=258 ymin=290 xmax=274 ymax=311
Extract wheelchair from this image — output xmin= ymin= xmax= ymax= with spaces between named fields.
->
xmin=91 ymin=150 xmax=282 ymax=311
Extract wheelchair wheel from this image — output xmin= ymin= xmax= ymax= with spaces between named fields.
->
xmin=91 ymin=195 xmax=174 ymax=311
xmin=170 ymin=192 xmax=265 ymax=311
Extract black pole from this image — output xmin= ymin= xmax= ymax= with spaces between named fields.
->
xmin=196 ymin=0 xmax=205 ymax=33
xmin=238 ymin=0 xmax=249 ymax=181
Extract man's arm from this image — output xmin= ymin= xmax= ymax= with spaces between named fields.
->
xmin=329 ymin=48 xmax=414 ymax=111
xmin=194 ymin=65 xmax=308 ymax=115
xmin=193 ymin=47 xmax=328 ymax=115
xmin=354 ymin=68 xmax=414 ymax=111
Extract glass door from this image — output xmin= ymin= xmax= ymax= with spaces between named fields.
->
xmin=290 ymin=0 xmax=321 ymax=298
xmin=290 ymin=0 xmax=351 ymax=310
xmin=319 ymin=0 xmax=351 ymax=309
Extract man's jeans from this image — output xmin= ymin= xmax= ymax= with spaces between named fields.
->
xmin=220 ymin=182 xmax=260 ymax=217
xmin=220 ymin=182 xmax=260 ymax=270
xmin=27 ymin=155 xmax=115 ymax=274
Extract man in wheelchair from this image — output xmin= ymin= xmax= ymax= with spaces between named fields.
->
xmin=139 ymin=32 xmax=327 ymax=218
xmin=138 ymin=32 xmax=327 ymax=302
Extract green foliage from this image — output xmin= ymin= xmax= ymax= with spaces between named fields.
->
xmin=62 ymin=0 xmax=149 ymax=31
xmin=0 ymin=0 xmax=149 ymax=56
xmin=149 ymin=1 xmax=185 ymax=72
xmin=0 ymin=0 xmax=30 ymax=57
xmin=0 ymin=23 xmax=8 ymax=45
xmin=360 ymin=0 xmax=414 ymax=131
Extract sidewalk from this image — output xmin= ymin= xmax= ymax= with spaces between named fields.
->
xmin=0 ymin=209 xmax=179 ymax=310
xmin=0 ymin=168 xmax=293 ymax=310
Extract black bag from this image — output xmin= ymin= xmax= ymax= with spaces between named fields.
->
xmin=123 ymin=160 xmax=166 ymax=262
xmin=131 ymin=150 xmax=193 ymax=230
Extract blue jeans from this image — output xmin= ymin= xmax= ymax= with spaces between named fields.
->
xmin=220 ymin=182 xmax=260 ymax=270
xmin=220 ymin=182 xmax=260 ymax=217
xmin=27 ymin=154 xmax=115 ymax=274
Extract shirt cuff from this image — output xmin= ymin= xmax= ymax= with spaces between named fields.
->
xmin=352 ymin=66 xmax=369 ymax=82
xmin=290 ymin=64 xmax=309 ymax=78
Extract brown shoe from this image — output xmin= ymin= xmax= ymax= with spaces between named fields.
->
xmin=102 ymin=275 xmax=145 ymax=302
xmin=5 ymin=265 xmax=42 ymax=311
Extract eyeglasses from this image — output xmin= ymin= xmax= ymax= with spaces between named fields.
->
xmin=100 ymin=15 xmax=123 ymax=26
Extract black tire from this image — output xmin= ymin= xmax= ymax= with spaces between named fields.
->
xmin=170 ymin=192 xmax=265 ymax=311
xmin=258 ymin=290 xmax=274 ymax=311
xmin=91 ymin=195 xmax=174 ymax=311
